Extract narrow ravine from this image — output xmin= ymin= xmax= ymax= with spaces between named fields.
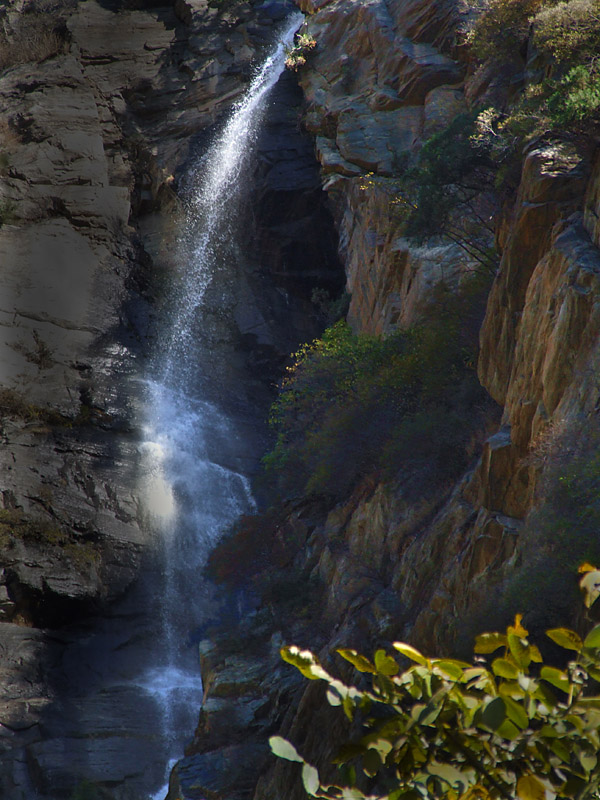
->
xmin=140 ymin=15 xmax=303 ymax=795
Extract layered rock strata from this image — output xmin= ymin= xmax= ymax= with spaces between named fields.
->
xmin=0 ymin=0 xmax=339 ymax=796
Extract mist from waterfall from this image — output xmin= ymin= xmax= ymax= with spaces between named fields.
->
xmin=139 ymin=13 xmax=303 ymax=796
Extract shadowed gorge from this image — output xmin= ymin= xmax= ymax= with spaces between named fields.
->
xmin=0 ymin=0 xmax=600 ymax=798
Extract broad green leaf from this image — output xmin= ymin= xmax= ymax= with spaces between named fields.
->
xmin=302 ymin=763 xmax=320 ymax=796
xmin=343 ymin=695 xmax=354 ymax=721
xmin=496 ymin=718 xmax=520 ymax=740
xmin=575 ymin=696 xmax=600 ymax=709
xmin=579 ymin=752 xmax=597 ymax=773
xmin=375 ymin=649 xmax=399 ymax=676
xmin=432 ymin=659 xmax=469 ymax=680
xmin=492 ymin=657 xmax=519 ymax=679
xmin=587 ymin=665 xmax=600 ymax=682
xmin=337 ymin=649 xmax=376 ymax=673
xmin=529 ymin=644 xmax=543 ymax=663
xmin=508 ymin=633 xmax=531 ymax=668
xmin=535 ymin=681 xmax=558 ymax=708
xmin=550 ymin=739 xmax=570 ymax=763
xmin=540 ymin=666 xmax=570 ymax=693
xmin=393 ymin=642 xmax=428 ymax=666
xmin=499 ymin=681 xmax=525 ymax=700
xmin=479 ymin=697 xmax=506 ymax=731
xmin=269 ymin=736 xmax=304 ymax=763
xmin=517 ymin=774 xmax=546 ymax=800
xmin=474 ymin=632 xmax=507 ymax=654
xmin=281 ymin=646 xmax=328 ymax=680
xmin=426 ymin=760 xmax=468 ymax=787
xmin=417 ymin=700 xmax=443 ymax=726
xmin=504 ymin=696 xmax=529 ymax=729
xmin=546 ymin=627 xmax=583 ymax=652
xmin=584 ymin=625 xmax=600 ymax=650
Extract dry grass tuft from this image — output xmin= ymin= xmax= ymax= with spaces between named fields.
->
xmin=0 ymin=14 xmax=67 ymax=70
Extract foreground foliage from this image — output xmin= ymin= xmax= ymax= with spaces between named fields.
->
xmin=271 ymin=568 xmax=600 ymax=800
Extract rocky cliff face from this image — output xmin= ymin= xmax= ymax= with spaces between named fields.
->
xmin=0 ymin=0 xmax=339 ymax=796
xmin=177 ymin=1 xmax=600 ymax=799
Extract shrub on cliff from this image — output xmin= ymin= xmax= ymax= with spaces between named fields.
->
xmin=263 ymin=277 xmax=494 ymax=501
xmin=466 ymin=0 xmax=600 ymax=147
xmin=270 ymin=567 xmax=600 ymax=800
xmin=466 ymin=0 xmax=544 ymax=62
xmin=399 ymin=113 xmax=498 ymax=271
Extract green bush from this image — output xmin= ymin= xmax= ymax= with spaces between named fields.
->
xmin=546 ymin=64 xmax=600 ymax=123
xmin=533 ymin=0 xmax=600 ymax=66
xmin=400 ymin=113 xmax=498 ymax=271
xmin=271 ymin=570 xmax=600 ymax=800
xmin=263 ymin=278 xmax=494 ymax=501
xmin=466 ymin=0 xmax=544 ymax=62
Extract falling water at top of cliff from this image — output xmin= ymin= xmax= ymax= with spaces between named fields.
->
xmin=140 ymin=14 xmax=304 ymax=797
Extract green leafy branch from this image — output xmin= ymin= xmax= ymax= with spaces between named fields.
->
xmin=270 ymin=566 xmax=600 ymax=800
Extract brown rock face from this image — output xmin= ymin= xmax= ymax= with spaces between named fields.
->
xmin=182 ymin=2 xmax=600 ymax=800
xmin=296 ymin=0 xmax=486 ymax=335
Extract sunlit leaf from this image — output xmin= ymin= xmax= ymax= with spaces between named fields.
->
xmin=327 ymin=689 xmax=342 ymax=706
xmin=584 ymin=625 xmax=600 ymax=650
xmin=492 ymin=658 xmax=519 ymax=679
xmin=579 ymin=562 xmax=597 ymax=574
xmin=517 ymin=774 xmax=546 ymax=800
xmin=508 ymin=633 xmax=531 ymax=668
xmin=281 ymin=646 xmax=329 ymax=680
xmin=269 ymin=736 xmax=304 ymax=763
xmin=337 ymin=649 xmax=376 ymax=673
xmin=432 ymin=659 xmax=470 ymax=680
xmin=473 ymin=632 xmax=507 ymax=654
xmin=426 ymin=760 xmax=468 ymax=787
xmin=529 ymin=644 xmax=543 ymax=663
xmin=546 ymin=628 xmax=582 ymax=652
xmin=579 ymin=751 xmax=597 ymax=773
xmin=393 ymin=642 xmax=428 ymax=666
xmin=375 ymin=649 xmax=400 ymax=676
xmin=302 ymin=763 xmax=320 ymax=796
xmin=540 ymin=666 xmax=570 ymax=693
xmin=496 ymin=718 xmax=520 ymax=740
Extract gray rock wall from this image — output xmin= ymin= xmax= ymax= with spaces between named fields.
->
xmin=0 ymin=0 xmax=341 ymax=796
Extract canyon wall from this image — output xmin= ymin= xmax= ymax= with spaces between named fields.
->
xmin=174 ymin=1 xmax=600 ymax=799
xmin=0 ymin=0 xmax=338 ymax=796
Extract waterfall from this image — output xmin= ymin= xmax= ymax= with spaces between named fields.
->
xmin=139 ymin=13 xmax=303 ymax=796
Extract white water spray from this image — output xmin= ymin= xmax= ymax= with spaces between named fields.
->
xmin=140 ymin=14 xmax=303 ymax=796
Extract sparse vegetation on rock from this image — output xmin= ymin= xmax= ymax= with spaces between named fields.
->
xmin=263 ymin=276 xmax=493 ymax=501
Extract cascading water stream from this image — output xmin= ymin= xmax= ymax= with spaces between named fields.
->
xmin=139 ymin=13 xmax=303 ymax=795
